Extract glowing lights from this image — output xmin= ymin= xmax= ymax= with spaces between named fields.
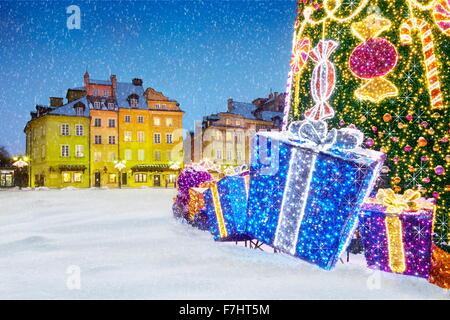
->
xmin=400 ymin=18 xmax=445 ymax=110
xmin=350 ymin=15 xmax=399 ymax=103
xmin=429 ymin=244 xmax=450 ymax=289
xmin=306 ymin=40 xmax=338 ymax=121
xmin=433 ymin=0 xmax=450 ymax=36
xmin=360 ymin=189 xmax=435 ymax=278
xmin=246 ymin=122 xmax=385 ymax=270
xmin=203 ymin=175 xmax=250 ymax=241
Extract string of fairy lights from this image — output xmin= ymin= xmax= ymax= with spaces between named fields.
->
xmin=288 ymin=0 xmax=449 ymax=255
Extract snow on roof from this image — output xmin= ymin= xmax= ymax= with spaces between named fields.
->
xmin=229 ymin=101 xmax=282 ymax=122
xmin=89 ymin=79 xmax=112 ymax=85
xmin=261 ymin=111 xmax=283 ymax=122
xmin=48 ymin=96 xmax=90 ymax=117
xmin=115 ymin=82 xmax=147 ymax=109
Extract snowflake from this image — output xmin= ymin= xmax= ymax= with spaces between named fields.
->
xmin=404 ymin=71 xmax=415 ymax=84
xmin=414 ymin=109 xmax=427 ymax=123
xmin=343 ymin=0 xmax=358 ymax=9
xmin=401 ymin=92 xmax=414 ymax=103
xmin=412 ymin=224 xmax=427 ymax=240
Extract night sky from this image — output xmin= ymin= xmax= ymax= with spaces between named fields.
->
xmin=0 ymin=0 xmax=297 ymax=156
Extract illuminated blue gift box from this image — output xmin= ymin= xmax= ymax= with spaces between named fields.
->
xmin=204 ymin=175 xmax=251 ymax=241
xmin=246 ymin=120 xmax=385 ymax=270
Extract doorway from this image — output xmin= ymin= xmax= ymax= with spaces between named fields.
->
xmin=154 ymin=174 xmax=161 ymax=187
xmin=94 ymin=172 xmax=101 ymax=187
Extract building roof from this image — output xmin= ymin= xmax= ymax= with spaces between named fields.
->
xmin=115 ymin=82 xmax=147 ymax=109
xmin=229 ymin=101 xmax=282 ymax=122
xmin=89 ymin=79 xmax=112 ymax=86
xmin=47 ymin=96 xmax=90 ymax=117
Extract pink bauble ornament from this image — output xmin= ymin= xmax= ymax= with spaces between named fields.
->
xmin=366 ymin=138 xmax=375 ymax=146
xmin=435 ymin=165 xmax=445 ymax=175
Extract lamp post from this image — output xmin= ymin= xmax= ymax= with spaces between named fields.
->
xmin=12 ymin=156 xmax=29 ymax=189
xmin=114 ymin=160 xmax=126 ymax=189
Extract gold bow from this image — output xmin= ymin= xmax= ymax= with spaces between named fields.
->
xmin=375 ymin=188 xmax=421 ymax=214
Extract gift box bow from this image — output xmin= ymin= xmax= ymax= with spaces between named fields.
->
xmin=368 ymin=188 xmax=435 ymax=215
xmin=288 ymin=119 xmax=364 ymax=151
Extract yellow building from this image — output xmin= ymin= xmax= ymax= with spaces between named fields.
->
xmin=24 ymin=74 xmax=184 ymax=188
xmin=24 ymin=98 xmax=91 ymax=188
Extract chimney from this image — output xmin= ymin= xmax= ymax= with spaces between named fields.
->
xmin=132 ymin=78 xmax=143 ymax=86
xmin=50 ymin=97 xmax=64 ymax=107
xmin=110 ymin=74 xmax=117 ymax=96
xmin=84 ymin=71 xmax=89 ymax=88
xmin=268 ymin=93 xmax=274 ymax=99
xmin=227 ymin=98 xmax=234 ymax=112
xmin=274 ymin=92 xmax=279 ymax=98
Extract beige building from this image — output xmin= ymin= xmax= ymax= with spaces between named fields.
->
xmin=196 ymin=92 xmax=285 ymax=168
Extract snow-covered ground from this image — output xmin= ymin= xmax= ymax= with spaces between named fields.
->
xmin=0 ymin=188 xmax=447 ymax=300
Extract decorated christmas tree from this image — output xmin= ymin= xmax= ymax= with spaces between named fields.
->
xmin=285 ymin=0 xmax=449 ymax=255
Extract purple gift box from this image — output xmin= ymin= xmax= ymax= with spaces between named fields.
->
xmin=359 ymin=189 xmax=435 ymax=278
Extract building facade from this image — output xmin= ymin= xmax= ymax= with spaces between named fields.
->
xmin=24 ymin=73 xmax=184 ymax=188
xmin=197 ymin=92 xmax=285 ymax=169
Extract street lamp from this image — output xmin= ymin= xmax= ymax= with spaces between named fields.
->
xmin=114 ymin=160 xmax=126 ymax=189
xmin=12 ymin=156 xmax=29 ymax=189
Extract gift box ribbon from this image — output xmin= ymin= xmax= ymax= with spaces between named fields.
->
xmin=366 ymin=188 xmax=435 ymax=273
xmin=273 ymin=120 xmax=365 ymax=255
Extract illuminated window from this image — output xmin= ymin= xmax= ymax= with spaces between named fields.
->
xmin=135 ymin=173 xmax=147 ymax=183
xmin=166 ymin=118 xmax=173 ymax=127
xmin=124 ymin=149 xmax=132 ymax=161
xmin=73 ymin=172 xmax=83 ymax=183
xmin=167 ymin=151 xmax=172 ymax=161
xmin=109 ymin=174 xmax=117 ymax=183
xmin=226 ymin=119 xmax=231 ymax=125
xmin=236 ymin=120 xmax=241 ymax=126
xmin=153 ymin=117 xmax=161 ymax=126
xmin=124 ymin=131 xmax=132 ymax=142
xmin=62 ymin=172 xmax=71 ymax=183
xmin=94 ymin=152 xmax=102 ymax=162
xmin=226 ymin=132 xmax=233 ymax=141
xmin=61 ymin=124 xmax=69 ymax=136
xmin=75 ymin=145 xmax=84 ymax=157
xmin=138 ymin=149 xmax=145 ymax=161
xmin=61 ymin=145 xmax=69 ymax=157
xmin=154 ymin=133 xmax=161 ymax=144
xmin=137 ymin=131 xmax=145 ymax=142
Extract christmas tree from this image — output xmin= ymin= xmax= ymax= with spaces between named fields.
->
xmin=285 ymin=0 xmax=449 ymax=252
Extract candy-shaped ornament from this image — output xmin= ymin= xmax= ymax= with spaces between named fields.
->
xmin=349 ymin=14 xmax=399 ymax=103
xmin=305 ymin=40 xmax=338 ymax=121
xmin=290 ymin=37 xmax=311 ymax=74
xmin=434 ymin=0 xmax=450 ymax=37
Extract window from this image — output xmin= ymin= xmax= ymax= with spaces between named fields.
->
xmin=94 ymin=152 xmax=102 ymax=162
xmin=137 ymin=116 xmax=144 ymax=123
xmin=216 ymin=150 xmax=222 ymax=160
xmin=75 ymin=145 xmax=84 ymax=157
xmin=237 ymin=151 xmax=243 ymax=161
xmin=94 ymin=89 xmax=99 ymax=96
xmin=135 ymin=173 xmax=147 ymax=183
xmin=226 ymin=132 xmax=233 ymax=141
xmin=61 ymin=124 xmax=69 ymax=136
xmin=153 ymin=117 xmax=161 ymax=126
xmin=75 ymin=107 xmax=84 ymax=116
xmin=226 ymin=119 xmax=231 ymax=125
xmin=41 ymin=145 xmax=46 ymax=159
xmin=226 ymin=150 xmax=232 ymax=161
xmin=166 ymin=134 xmax=173 ymax=144
xmin=155 ymin=104 xmax=160 ymax=109
xmin=124 ymin=115 xmax=131 ymax=123
xmin=162 ymin=104 xmax=167 ymax=109
xmin=215 ymin=131 xmax=222 ymax=141
xmin=130 ymin=98 xmax=138 ymax=108
xmin=61 ymin=145 xmax=69 ymax=157
xmin=75 ymin=124 xmax=84 ymax=136
xmin=124 ymin=131 xmax=132 ymax=142
xmin=103 ymin=90 xmax=109 ymax=97
xmin=154 ymin=133 xmax=161 ymax=144
xmin=236 ymin=133 xmax=243 ymax=143
xmin=167 ymin=151 xmax=172 ymax=161
xmin=138 ymin=149 xmax=145 ymax=161
xmin=109 ymin=174 xmax=117 ymax=183
xmin=108 ymin=136 xmax=116 ymax=145
xmin=236 ymin=120 xmax=241 ymax=126
xmin=94 ymin=101 xmax=100 ymax=109
xmin=137 ymin=131 xmax=145 ymax=142
xmin=166 ymin=118 xmax=173 ymax=127
xmin=108 ymin=152 xmax=117 ymax=162
xmin=95 ymin=135 xmax=102 ymax=144
xmin=73 ymin=172 xmax=83 ymax=183
xmin=154 ymin=151 xmax=161 ymax=161
xmin=94 ymin=118 xmax=102 ymax=127
xmin=108 ymin=102 xmax=115 ymax=110
xmin=108 ymin=119 xmax=116 ymax=128
xmin=124 ymin=149 xmax=132 ymax=161
xmin=62 ymin=172 xmax=71 ymax=183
